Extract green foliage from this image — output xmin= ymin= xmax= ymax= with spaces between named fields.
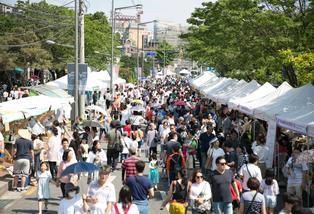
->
xmin=0 ymin=1 xmax=114 ymax=79
xmin=155 ymin=41 xmax=177 ymax=67
xmin=182 ymin=0 xmax=314 ymax=86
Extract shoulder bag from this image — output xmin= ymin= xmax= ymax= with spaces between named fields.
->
xmin=113 ymin=202 xmax=132 ymax=214
xmin=192 ymin=182 xmax=211 ymax=214
xmin=245 ymin=191 xmax=258 ymax=214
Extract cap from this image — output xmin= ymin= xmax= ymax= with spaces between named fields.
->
xmin=209 ymin=137 xmax=218 ymax=144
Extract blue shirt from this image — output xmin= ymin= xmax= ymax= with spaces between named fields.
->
xmin=15 ymin=138 xmax=33 ymax=160
xmin=126 ymin=175 xmax=152 ymax=201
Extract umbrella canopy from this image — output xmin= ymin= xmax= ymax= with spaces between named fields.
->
xmin=82 ymin=120 xmax=102 ymax=128
xmin=86 ymin=105 xmax=107 ymax=116
xmin=296 ymin=149 xmax=314 ymax=164
xmin=61 ymin=161 xmax=99 ymax=177
xmin=174 ymin=100 xmax=186 ymax=106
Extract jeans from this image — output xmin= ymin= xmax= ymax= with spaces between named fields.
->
xmin=107 ymin=149 xmax=118 ymax=170
xmin=48 ymin=161 xmax=57 ymax=179
xmin=134 ymin=200 xmax=148 ymax=214
xmin=200 ymin=152 xmax=207 ymax=177
xmin=120 ymin=153 xmax=128 ymax=162
xmin=212 ymin=202 xmax=233 ymax=214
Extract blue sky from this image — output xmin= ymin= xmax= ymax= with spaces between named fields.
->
xmin=4 ymin=0 xmax=206 ymax=25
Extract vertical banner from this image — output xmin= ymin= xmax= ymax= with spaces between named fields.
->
xmin=136 ymin=67 xmax=142 ymax=80
xmin=112 ymin=64 xmax=120 ymax=82
xmin=265 ymin=120 xmax=277 ymax=168
xmin=67 ymin=63 xmax=88 ymax=95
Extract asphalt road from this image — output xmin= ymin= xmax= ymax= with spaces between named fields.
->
xmin=0 ymin=156 xmax=169 ymax=214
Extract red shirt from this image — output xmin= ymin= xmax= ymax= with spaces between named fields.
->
xmin=122 ymin=156 xmax=141 ymax=180
xmin=123 ymin=125 xmax=132 ymax=137
xmin=230 ymin=179 xmax=242 ymax=201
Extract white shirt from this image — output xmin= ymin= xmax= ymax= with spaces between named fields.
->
xmin=87 ymin=180 xmax=116 ymax=214
xmin=111 ymin=203 xmax=139 ymax=214
xmin=86 ymin=150 xmax=107 ymax=165
xmin=58 ymin=194 xmax=84 ymax=214
xmin=120 ymin=109 xmax=130 ymax=126
xmin=260 ymin=179 xmax=279 ymax=196
xmin=207 ymin=147 xmax=225 ymax=170
xmin=57 ymin=147 xmax=77 ymax=165
xmin=253 ymin=145 xmax=269 ymax=163
xmin=189 ymin=181 xmax=212 ymax=201
xmin=285 ymin=157 xmax=308 ymax=185
xmin=238 ymin=163 xmax=262 ymax=190
xmin=121 ymin=137 xmax=132 ymax=154
xmin=48 ymin=136 xmax=62 ymax=162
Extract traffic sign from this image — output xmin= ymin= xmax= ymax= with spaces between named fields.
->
xmin=146 ymin=51 xmax=157 ymax=57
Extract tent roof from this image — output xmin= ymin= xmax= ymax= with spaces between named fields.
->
xmin=238 ymin=81 xmax=292 ymax=116
xmin=202 ymin=78 xmax=230 ymax=95
xmin=0 ymin=95 xmax=72 ymax=123
xmin=28 ymin=84 xmax=73 ymax=100
xmin=207 ymin=79 xmax=243 ymax=101
xmin=212 ymin=80 xmax=250 ymax=103
xmin=191 ymin=72 xmax=216 ymax=88
xmin=276 ymin=104 xmax=314 ymax=136
xmin=228 ymin=82 xmax=276 ymax=110
xmin=254 ymin=83 xmax=314 ymax=121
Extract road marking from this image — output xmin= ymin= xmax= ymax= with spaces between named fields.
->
xmin=25 ymin=186 xmax=37 ymax=196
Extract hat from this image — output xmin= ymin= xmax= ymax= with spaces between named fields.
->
xmin=209 ymin=137 xmax=218 ymax=144
xmin=18 ymin=129 xmax=31 ymax=140
xmin=64 ymin=183 xmax=79 ymax=195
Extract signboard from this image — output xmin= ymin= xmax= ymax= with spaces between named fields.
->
xmin=67 ymin=63 xmax=88 ymax=95
xmin=146 ymin=51 xmax=157 ymax=57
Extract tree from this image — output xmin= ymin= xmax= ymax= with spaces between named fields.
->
xmin=155 ymin=41 xmax=177 ymax=68
xmin=182 ymin=0 xmax=314 ymax=86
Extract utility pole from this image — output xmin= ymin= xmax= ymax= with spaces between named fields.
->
xmin=110 ymin=0 xmax=115 ymax=95
xmin=78 ymin=0 xmax=85 ymax=118
xmin=73 ymin=0 xmax=79 ymax=120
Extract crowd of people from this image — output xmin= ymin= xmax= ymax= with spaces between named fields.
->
xmin=3 ymin=76 xmax=314 ymax=214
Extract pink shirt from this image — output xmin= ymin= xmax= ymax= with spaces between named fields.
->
xmin=47 ymin=136 xmax=62 ymax=162
xmin=57 ymin=159 xmax=77 ymax=183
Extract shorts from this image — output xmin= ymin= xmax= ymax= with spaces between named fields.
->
xmin=264 ymin=195 xmax=277 ymax=208
xmin=232 ymin=200 xmax=240 ymax=209
xmin=13 ymin=159 xmax=30 ymax=176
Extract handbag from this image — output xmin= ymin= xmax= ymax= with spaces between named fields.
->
xmin=245 ymin=191 xmax=258 ymax=214
xmin=169 ymin=201 xmax=186 ymax=214
xmin=192 ymin=182 xmax=211 ymax=213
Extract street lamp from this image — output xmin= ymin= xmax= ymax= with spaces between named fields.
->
xmin=136 ymin=20 xmax=157 ymax=82
xmin=110 ymin=3 xmax=143 ymax=95
xmin=45 ymin=40 xmax=74 ymax=48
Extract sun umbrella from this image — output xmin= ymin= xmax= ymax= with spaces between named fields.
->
xmin=61 ymin=161 xmax=99 ymax=177
xmin=82 ymin=120 xmax=102 ymax=128
xmin=86 ymin=105 xmax=107 ymax=116
xmin=295 ymin=149 xmax=314 ymax=164
xmin=174 ymin=100 xmax=186 ymax=106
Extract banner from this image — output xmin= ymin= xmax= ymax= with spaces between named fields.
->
xmin=67 ymin=63 xmax=88 ymax=95
xmin=265 ymin=120 xmax=277 ymax=168
xmin=112 ymin=64 xmax=119 ymax=82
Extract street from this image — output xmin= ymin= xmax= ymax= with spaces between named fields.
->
xmin=0 ymin=160 xmax=169 ymax=214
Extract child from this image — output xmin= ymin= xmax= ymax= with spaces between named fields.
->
xmin=148 ymin=153 xmax=159 ymax=190
xmin=37 ymin=162 xmax=52 ymax=214
xmin=80 ymin=137 xmax=89 ymax=162
xmin=230 ymin=173 xmax=242 ymax=213
xmin=260 ymin=169 xmax=279 ymax=214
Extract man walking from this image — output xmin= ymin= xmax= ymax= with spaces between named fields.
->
xmin=210 ymin=156 xmax=233 ymax=214
xmin=122 ymin=146 xmax=141 ymax=182
xmin=12 ymin=129 xmax=34 ymax=192
xmin=126 ymin=160 xmax=154 ymax=214
xmin=84 ymin=165 xmax=116 ymax=214
xmin=106 ymin=122 xmax=122 ymax=171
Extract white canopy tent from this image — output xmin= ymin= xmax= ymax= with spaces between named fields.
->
xmin=198 ymin=75 xmax=220 ymax=91
xmin=207 ymin=79 xmax=242 ymax=101
xmin=228 ymin=82 xmax=276 ymax=110
xmin=216 ymin=80 xmax=260 ymax=105
xmin=191 ymin=72 xmax=217 ymax=88
xmin=276 ymin=104 xmax=314 ymax=137
xmin=202 ymin=78 xmax=231 ymax=96
xmin=238 ymin=82 xmax=292 ymax=116
xmin=308 ymin=123 xmax=314 ymax=137
xmin=179 ymin=69 xmax=191 ymax=75
xmin=0 ymin=95 xmax=73 ymax=123
xmin=254 ymin=84 xmax=314 ymax=121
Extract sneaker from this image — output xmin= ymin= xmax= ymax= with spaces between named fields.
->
xmin=20 ymin=188 xmax=27 ymax=193
xmin=44 ymin=205 xmax=48 ymax=211
xmin=12 ymin=187 xmax=18 ymax=192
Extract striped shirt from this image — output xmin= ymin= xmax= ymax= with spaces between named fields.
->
xmin=122 ymin=156 xmax=141 ymax=180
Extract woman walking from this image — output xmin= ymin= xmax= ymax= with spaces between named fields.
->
xmin=112 ymin=185 xmax=140 ymax=214
xmin=86 ymin=140 xmax=107 ymax=183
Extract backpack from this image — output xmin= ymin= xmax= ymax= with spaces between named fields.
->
xmin=170 ymin=153 xmax=183 ymax=172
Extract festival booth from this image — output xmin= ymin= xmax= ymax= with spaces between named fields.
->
xmin=211 ymin=80 xmax=248 ymax=103
xmin=191 ymin=72 xmax=217 ymax=89
xmin=276 ymin=104 xmax=314 ymax=137
xmin=207 ymin=79 xmax=244 ymax=101
xmin=215 ymin=80 xmax=260 ymax=105
xmin=202 ymin=78 xmax=231 ymax=96
xmin=237 ymin=82 xmax=292 ymax=116
xmin=228 ymin=82 xmax=276 ymax=110
xmin=197 ymin=75 xmax=220 ymax=92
